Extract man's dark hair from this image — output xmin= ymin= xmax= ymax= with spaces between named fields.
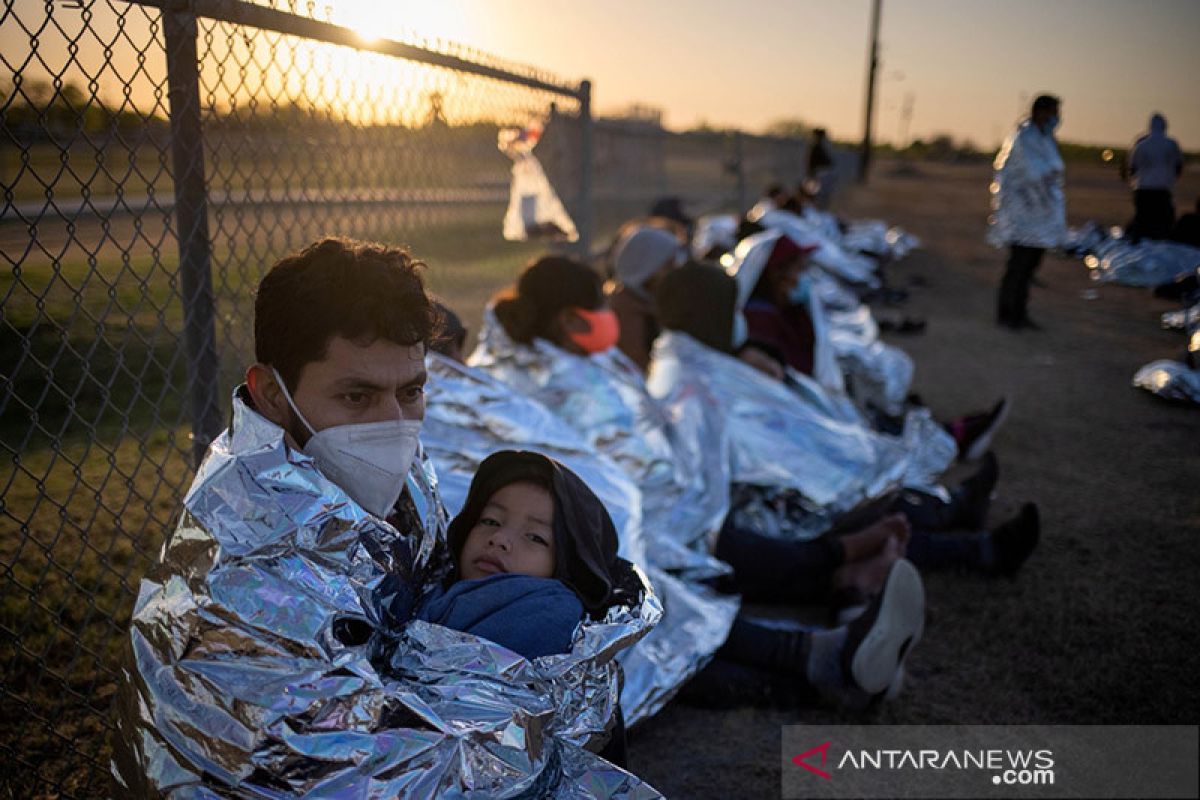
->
xmin=254 ymin=237 xmax=436 ymax=390
xmin=1031 ymin=94 xmax=1060 ymax=116
xmin=765 ymin=183 xmax=785 ymax=199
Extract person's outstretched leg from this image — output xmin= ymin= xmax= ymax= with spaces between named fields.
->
xmin=895 ymin=452 xmax=999 ymax=532
xmin=685 ymin=559 xmax=926 ymax=709
xmin=905 ymin=502 xmax=1040 ymax=575
xmin=713 ymin=518 xmax=845 ymax=604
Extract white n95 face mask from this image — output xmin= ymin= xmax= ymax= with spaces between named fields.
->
xmin=271 ymin=367 xmax=421 ymax=518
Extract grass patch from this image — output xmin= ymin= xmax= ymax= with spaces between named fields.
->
xmin=0 ymin=205 xmax=581 ymax=796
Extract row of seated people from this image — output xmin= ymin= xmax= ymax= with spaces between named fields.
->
xmin=114 ymin=205 xmax=1039 ymax=794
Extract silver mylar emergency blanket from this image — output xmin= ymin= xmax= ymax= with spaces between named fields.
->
xmin=648 ymin=331 xmax=954 ymax=541
xmin=1084 ymin=239 xmax=1200 ymax=287
xmin=691 ymin=213 xmax=739 ymax=260
xmin=841 ymin=220 xmax=920 ymax=261
xmin=464 ymin=323 xmax=739 ymax=723
xmin=728 ymin=229 xmax=914 ymax=417
xmin=1162 ymin=302 xmax=1200 ymax=332
xmin=755 ymin=208 xmax=882 ymax=287
xmin=1062 ymin=222 xmax=1112 ymax=257
xmin=112 ymin=390 xmax=663 ymax=797
xmin=825 ymin=304 xmax=915 ymax=419
xmin=988 ymin=120 xmax=1067 ymax=250
xmin=423 ymin=352 xmax=647 ymax=571
xmin=1133 ymin=359 xmax=1200 ymax=405
xmin=469 ymin=312 xmax=731 ymax=578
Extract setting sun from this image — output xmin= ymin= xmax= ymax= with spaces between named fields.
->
xmin=326 ymin=0 xmax=479 ymax=48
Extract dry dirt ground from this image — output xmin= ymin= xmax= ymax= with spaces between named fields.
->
xmin=627 ymin=159 xmax=1200 ymax=798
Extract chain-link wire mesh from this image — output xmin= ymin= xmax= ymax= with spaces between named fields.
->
xmin=582 ymin=118 xmax=836 ymax=253
xmin=1 ymin=1 xmax=581 ymax=794
xmin=1 ymin=1 xmax=817 ymax=794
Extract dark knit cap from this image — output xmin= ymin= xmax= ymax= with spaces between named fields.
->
xmin=655 ymin=260 xmax=739 ymax=353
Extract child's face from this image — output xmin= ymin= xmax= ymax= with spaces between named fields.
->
xmin=459 ymin=481 xmax=556 ymax=580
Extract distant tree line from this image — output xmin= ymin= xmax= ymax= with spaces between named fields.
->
xmin=2 ymin=77 xmax=168 ymax=144
xmin=2 ymin=76 xmax=529 ymax=146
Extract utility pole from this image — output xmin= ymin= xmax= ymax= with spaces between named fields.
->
xmin=897 ymin=91 xmax=915 ymax=150
xmin=858 ymin=0 xmax=882 ymax=183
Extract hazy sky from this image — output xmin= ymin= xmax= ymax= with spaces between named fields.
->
xmin=330 ymin=0 xmax=1200 ymax=150
xmin=4 ymin=0 xmax=1198 ymax=149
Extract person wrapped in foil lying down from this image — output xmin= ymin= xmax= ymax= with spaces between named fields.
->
xmin=111 ymin=239 xmax=661 ymax=798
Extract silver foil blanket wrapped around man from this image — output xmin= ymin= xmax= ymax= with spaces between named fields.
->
xmin=111 ymin=391 xmax=662 ymax=798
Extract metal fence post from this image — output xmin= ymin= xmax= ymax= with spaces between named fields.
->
xmin=163 ymin=9 xmax=222 ymax=465
xmin=733 ymin=131 xmax=748 ymax=213
xmin=576 ymin=79 xmax=594 ymax=257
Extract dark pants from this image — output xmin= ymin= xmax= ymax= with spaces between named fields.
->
xmin=895 ymin=490 xmax=991 ymax=569
xmin=680 ymin=616 xmax=821 ymax=709
xmin=1129 ymin=189 xmax=1176 ymax=242
xmin=998 ymin=244 xmax=1044 ymax=324
xmin=713 ymin=518 xmax=843 ymax=604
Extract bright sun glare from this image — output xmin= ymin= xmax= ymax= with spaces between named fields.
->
xmin=327 ymin=0 xmax=474 ymax=47
xmin=262 ymin=0 xmax=483 ymax=125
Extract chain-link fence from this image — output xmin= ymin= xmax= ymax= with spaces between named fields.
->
xmin=1 ymin=1 xmax=821 ymax=794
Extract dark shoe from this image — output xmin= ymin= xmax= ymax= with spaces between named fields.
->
xmin=952 ymin=398 xmax=1011 ymax=462
xmin=955 ymin=451 xmax=999 ymax=529
xmin=991 ymin=503 xmax=1040 ymax=576
xmin=880 ymin=316 xmax=927 ymax=335
xmin=842 ymin=559 xmax=925 ymax=695
xmin=1013 ymin=316 xmax=1044 ymax=331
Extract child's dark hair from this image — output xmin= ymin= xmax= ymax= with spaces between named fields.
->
xmin=491 ymin=256 xmax=602 ymax=344
xmin=254 ymin=237 xmax=436 ymax=390
xmin=429 ymin=299 xmax=467 ymax=357
xmin=447 ymin=450 xmax=628 ymax=616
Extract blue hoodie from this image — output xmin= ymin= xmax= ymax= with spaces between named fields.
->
xmin=417 ymin=573 xmax=584 ymax=659
xmin=1129 ymin=114 xmax=1183 ymax=191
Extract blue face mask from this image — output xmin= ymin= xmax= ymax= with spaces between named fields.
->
xmin=788 ymin=273 xmax=813 ymax=306
xmin=1042 ymin=115 xmax=1060 ymax=135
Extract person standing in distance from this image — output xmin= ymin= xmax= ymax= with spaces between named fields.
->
xmin=988 ymin=94 xmax=1066 ymax=331
xmin=1121 ymin=113 xmax=1184 ymax=242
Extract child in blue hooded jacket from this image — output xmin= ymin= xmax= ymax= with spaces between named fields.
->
xmin=417 ymin=449 xmax=633 ymax=659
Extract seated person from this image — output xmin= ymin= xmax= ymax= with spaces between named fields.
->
xmin=738 ymin=232 xmax=1009 ymax=460
xmin=654 ymin=261 xmax=1040 ymax=583
xmin=606 ymin=223 xmax=684 ymax=370
xmin=473 ymin=258 xmax=928 ymax=707
xmin=418 ymin=449 xmax=632 ymax=660
xmin=114 ymin=239 xmax=656 ymax=794
xmin=430 ymin=299 xmax=468 ymax=363
xmin=1170 ymin=195 xmax=1200 ymax=247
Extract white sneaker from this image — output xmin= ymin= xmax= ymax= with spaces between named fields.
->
xmin=843 ymin=559 xmax=925 ymax=695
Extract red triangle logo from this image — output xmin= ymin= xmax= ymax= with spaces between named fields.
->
xmin=792 ymin=741 xmax=833 ymax=780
